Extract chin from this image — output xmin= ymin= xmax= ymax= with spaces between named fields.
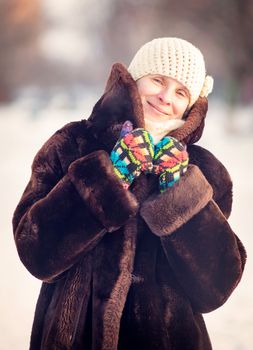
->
xmin=145 ymin=113 xmax=171 ymax=123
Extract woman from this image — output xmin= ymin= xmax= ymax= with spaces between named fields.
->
xmin=13 ymin=37 xmax=246 ymax=350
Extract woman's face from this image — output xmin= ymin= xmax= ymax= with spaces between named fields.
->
xmin=136 ymin=74 xmax=190 ymax=123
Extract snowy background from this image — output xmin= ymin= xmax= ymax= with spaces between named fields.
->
xmin=0 ymin=99 xmax=253 ymax=350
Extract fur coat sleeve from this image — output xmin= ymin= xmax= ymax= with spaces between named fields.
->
xmin=140 ymin=145 xmax=246 ymax=313
xmin=13 ymin=125 xmax=138 ymax=282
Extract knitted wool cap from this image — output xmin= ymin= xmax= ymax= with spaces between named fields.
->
xmin=128 ymin=37 xmax=213 ymax=107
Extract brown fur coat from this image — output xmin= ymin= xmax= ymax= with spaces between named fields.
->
xmin=13 ymin=63 xmax=246 ymax=350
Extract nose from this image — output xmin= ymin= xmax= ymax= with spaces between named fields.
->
xmin=158 ymin=88 xmax=172 ymax=105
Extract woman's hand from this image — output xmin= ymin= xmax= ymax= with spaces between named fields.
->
xmin=110 ymin=123 xmax=154 ymax=188
xmin=153 ymin=136 xmax=189 ymax=192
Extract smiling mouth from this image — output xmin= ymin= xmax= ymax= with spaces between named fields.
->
xmin=147 ymin=101 xmax=168 ymax=116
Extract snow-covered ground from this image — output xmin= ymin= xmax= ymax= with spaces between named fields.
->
xmin=0 ymin=99 xmax=252 ymax=350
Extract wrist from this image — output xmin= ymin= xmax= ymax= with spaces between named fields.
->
xmin=159 ymin=168 xmax=181 ymax=192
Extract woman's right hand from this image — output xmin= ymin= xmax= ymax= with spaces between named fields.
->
xmin=110 ymin=125 xmax=154 ymax=188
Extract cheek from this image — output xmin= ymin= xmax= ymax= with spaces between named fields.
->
xmin=137 ymin=81 xmax=159 ymax=98
xmin=174 ymin=99 xmax=189 ymax=117
xmin=137 ymin=80 xmax=147 ymax=95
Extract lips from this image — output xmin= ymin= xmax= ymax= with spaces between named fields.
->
xmin=147 ymin=101 xmax=168 ymax=116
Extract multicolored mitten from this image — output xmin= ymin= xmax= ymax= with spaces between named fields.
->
xmin=153 ymin=136 xmax=189 ymax=192
xmin=110 ymin=126 xmax=154 ymax=188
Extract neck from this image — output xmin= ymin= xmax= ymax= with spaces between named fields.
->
xmin=145 ymin=118 xmax=185 ymax=144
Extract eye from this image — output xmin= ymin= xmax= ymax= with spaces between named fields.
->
xmin=177 ymin=89 xmax=187 ymax=97
xmin=152 ymin=77 xmax=163 ymax=85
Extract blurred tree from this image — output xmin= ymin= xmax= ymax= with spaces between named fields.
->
xmin=0 ymin=0 xmax=41 ymax=102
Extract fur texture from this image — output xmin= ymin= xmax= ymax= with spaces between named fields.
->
xmin=13 ymin=63 xmax=246 ymax=350
xmin=140 ymin=165 xmax=213 ymax=236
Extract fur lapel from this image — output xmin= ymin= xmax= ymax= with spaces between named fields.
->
xmin=88 ymin=64 xmax=144 ymax=152
xmin=170 ymin=96 xmax=208 ymax=144
xmin=92 ymin=218 xmax=139 ymax=350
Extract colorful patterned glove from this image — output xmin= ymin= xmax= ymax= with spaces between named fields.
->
xmin=110 ymin=124 xmax=154 ymax=188
xmin=153 ymin=136 xmax=189 ymax=192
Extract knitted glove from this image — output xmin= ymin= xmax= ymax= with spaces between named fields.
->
xmin=110 ymin=123 xmax=154 ymax=188
xmin=153 ymin=136 xmax=189 ymax=192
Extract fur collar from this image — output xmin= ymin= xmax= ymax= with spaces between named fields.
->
xmin=88 ymin=63 xmax=208 ymax=150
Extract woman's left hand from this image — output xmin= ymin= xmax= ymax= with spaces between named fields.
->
xmin=153 ymin=136 xmax=189 ymax=191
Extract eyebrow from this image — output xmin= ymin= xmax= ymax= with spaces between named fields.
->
xmin=153 ymin=74 xmax=165 ymax=81
xmin=152 ymin=75 xmax=168 ymax=85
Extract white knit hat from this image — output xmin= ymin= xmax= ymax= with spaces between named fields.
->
xmin=128 ymin=37 xmax=213 ymax=107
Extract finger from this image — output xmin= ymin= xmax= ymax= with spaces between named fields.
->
xmin=120 ymin=120 xmax=133 ymax=137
